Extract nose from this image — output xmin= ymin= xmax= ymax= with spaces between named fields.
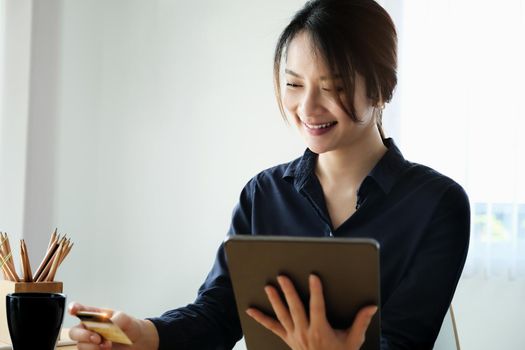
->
xmin=299 ymin=87 xmax=325 ymax=118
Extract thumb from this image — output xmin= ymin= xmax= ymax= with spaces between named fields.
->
xmin=111 ymin=311 xmax=142 ymax=341
xmin=68 ymin=302 xmax=114 ymax=317
xmin=346 ymin=305 xmax=378 ymax=349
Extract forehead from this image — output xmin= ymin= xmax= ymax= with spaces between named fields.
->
xmin=285 ymin=31 xmax=333 ymax=78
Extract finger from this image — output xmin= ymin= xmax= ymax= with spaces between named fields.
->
xmin=346 ymin=305 xmax=378 ymax=349
xmin=72 ymin=330 xmax=113 ymax=350
xmin=100 ymin=340 xmax=113 ymax=349
xmin=68 ymin=302 xmax=114 ymax=317
xmin=69 ymin=324 xmax=103 ymax=344
xmin=111 ymin=311 xmax=138 ymax=340
xmin=308 ymin=274 xmax=328 ymax=328
xmin=277 ymin=275 xmax=308 ymax=329
xmin=76 ymin=343 xmax=107 ymax=350
xmin=264 ymin=285 xmax=294 ymax=331
xmin=246 ymin=308 xmax=287 ymax=339
xmin=76 ymin=341 xmax=112 ymax=350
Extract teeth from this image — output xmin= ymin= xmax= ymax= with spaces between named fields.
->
xmin=305 ymin=122 xmax=335 ymax=129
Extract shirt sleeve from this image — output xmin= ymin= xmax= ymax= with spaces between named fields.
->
xmin=147 ymin=179 xmax=255 ymax=350
xmin=381 ymin=182 xmax=470 ymax=349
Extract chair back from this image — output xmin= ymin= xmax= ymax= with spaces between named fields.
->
xmin=433 ymin=306 xmax=461 ymax=350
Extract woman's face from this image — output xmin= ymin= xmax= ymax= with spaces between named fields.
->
xmin=283 ymin=31 xmax=377 ymax=155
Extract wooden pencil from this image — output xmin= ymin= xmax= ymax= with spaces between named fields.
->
xmin=33 ymin=240 xmax=60 ymax=281
xmin=1 ymin=252 xmax=18 ymax=281
xmin=4 ymin=234 xmax=19 ymax=281
xmin=38 ymin=237 xmax=66 ymax=282
xmin=21 ymin=240 xmax=33 ymax=282
xmin=0 ymin=231 xmax=73 ymax=283
xmin=20 ymin=240 xmax=27 ymax=281
xmin=47 ymin=241 xmax=67 ymax=282
xmin=59 ymin=241 xmax=73 ymax=265
xmin=0 ymin=233 xmax=18 ymax=281
xmin=0 ymin=233 xmax=8 ymax=280
xmin=23 ymin=240 xmax=33 ymax=282
xmin=48 ymin=229 xmax=57 ymax=250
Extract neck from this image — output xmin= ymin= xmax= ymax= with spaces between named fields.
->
xmin=315 ymin=128 xmax=388 ymax=190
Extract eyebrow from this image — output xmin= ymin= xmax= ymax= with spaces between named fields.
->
xmin=284 ymin=69 xmax=342 ymax=81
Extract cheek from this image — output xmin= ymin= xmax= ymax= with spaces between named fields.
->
xmin=328 ymin=94 xmax=350 ymax=117
xmin=352 ymin=79 xmax=374 ymax=122
xmin=336 ymin=93 xmax=350 ymax=112
xmin=282 ymin=90 xmax=298 ymax=114
xmin=350 ymin=94 xmax=374 ymax=124
xmin=353 ymin=102 xmax=375 ymax=125
xmin=353 ymin=95 xmax=368 ymax=116
xmin=282 ymin=94 xmax=303 ymax=127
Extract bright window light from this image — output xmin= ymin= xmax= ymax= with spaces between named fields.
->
xmin=399 ymin=0 xmax=525 ymax=279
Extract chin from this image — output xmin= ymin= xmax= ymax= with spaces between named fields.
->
xmin=305 ymin=143 xmax=333 ymax=155
xmin=301 ymin=133 xmax=339 ymax=155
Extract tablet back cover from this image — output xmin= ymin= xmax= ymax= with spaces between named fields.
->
xmin=225 ymin=236 xmax=380 ymax=350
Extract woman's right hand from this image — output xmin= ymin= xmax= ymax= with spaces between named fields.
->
xmin=68 ymin=302 xmax=159 ymax=350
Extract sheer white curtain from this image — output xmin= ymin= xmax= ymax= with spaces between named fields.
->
xmin=398 ymin=0 xmax=525 ymax=280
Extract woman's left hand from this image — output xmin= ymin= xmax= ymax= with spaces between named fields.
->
xmin=246 ymin=274 xmax=377 ymax=350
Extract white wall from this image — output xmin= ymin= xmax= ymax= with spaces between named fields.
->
xmin=0 ymin=0 xmax=33 ymax=246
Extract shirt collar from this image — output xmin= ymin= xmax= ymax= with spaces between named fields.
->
xmin=283 ymin=138 xmax=408 ymax=195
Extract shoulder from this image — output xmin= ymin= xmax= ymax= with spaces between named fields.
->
xmin=232 ymin=156 xmax=301 ymax=215
xmin=242 ymin=156 xmax=302 ymax=192
xmin=400 ymin=161 xmax=470 ymax=212
xmin=404 ymin=161 xmax=466 ymax=193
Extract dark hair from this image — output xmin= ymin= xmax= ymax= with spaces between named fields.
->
xmin=273 ymin=0 xmax=397 ymax=137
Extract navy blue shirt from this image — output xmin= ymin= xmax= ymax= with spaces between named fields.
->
xmin=150 ymin=138 xmax=470 ymax=349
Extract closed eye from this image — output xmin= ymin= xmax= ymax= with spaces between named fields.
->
xmin=322 ymin=87 xmax=344 ymax=92
xmin=286 ymin=83 xmax=302 ymax=88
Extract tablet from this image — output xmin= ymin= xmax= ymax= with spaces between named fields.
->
xmin=225 ymin=235 xmax=380 ymax=350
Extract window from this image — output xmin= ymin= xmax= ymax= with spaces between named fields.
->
xmin=399 ymin=0 xmax=525 ymax=279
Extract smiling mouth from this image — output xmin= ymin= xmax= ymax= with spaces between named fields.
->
xmin=303 ymin=121 xmax=338 ymax=129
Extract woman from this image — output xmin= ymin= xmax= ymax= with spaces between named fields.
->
xmin=69 ymin=0 xmax=470 ymax=349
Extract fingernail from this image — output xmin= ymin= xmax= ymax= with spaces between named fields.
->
xmin=370 ymin=306 xmax=378 ymax=316
xmin=246 ymin=309 xmax=253 ymax=317
xmin=90 ymin=334 xmax=99 ymax=344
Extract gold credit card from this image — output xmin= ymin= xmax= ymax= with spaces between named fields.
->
xmin=76 ymin=311 xmax=133 ymax=345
